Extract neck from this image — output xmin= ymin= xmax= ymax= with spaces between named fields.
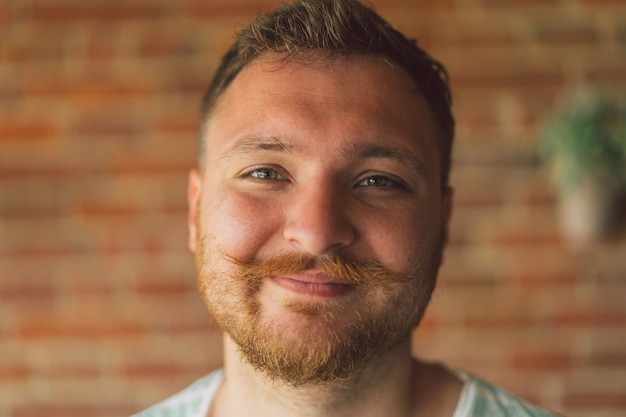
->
xmin=209 ymin=335 xmax=462 ymax=417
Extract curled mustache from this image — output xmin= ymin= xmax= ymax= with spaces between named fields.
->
xmin=221 ymin=251 xmax=415 ymax=287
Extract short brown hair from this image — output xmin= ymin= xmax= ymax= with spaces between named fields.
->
xmin=199 ymin=0 xmax=454 ymax=186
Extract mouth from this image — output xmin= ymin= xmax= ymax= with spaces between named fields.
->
xmin=270 ymin=272 xmax=355 ymax=297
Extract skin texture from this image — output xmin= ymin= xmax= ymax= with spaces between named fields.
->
xmin=188 ymin=54 xmax=460 ymax=417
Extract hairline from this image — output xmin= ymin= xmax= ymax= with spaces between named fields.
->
xmin=198 ymin=51 xmax=450 ymax=184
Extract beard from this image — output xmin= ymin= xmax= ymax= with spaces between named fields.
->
xmin=195 ymin=233 xmax=444 ymax=387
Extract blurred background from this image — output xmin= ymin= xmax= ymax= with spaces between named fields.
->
xmin=1 ymin=0 xmax=625 ymax=416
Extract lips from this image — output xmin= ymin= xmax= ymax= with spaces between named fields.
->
xmin=270 ymin=272 xmax=355 ymax=297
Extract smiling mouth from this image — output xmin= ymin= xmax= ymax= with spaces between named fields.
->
xmin=270 ymin=275 xmax=355 ymax=297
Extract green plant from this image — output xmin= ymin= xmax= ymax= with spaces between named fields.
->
xmin=541 ymin=90 xmax=626 ymax=195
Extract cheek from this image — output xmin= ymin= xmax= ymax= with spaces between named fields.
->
xmin=201 ymin=190 xmax=281 ymax=260
xmin=364 ymin=204 xmax=443 ymax=272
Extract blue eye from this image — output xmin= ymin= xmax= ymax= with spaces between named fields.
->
xmin=248 ymin=168 xmax=282 ymax=180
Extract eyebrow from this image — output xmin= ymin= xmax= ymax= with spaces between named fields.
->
xmin=219 ymin=136 xmax=297 ymax=161
xmin=345 ymin=143 xmax=431 ymax=180
xmin=219 ymin=136 xmax=430 ymax=180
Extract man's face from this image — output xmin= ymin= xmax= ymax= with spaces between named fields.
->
xmin=188 ymin=54 xmax=452 ymax=386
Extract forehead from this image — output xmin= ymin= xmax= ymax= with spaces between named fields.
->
xmin=203 ymin=54 xmax=441 ymax=177
xmin=212 ymin=54 xmax=423 ymax=116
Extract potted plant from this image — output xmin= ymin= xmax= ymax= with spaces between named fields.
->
xmin=540 ymin=89 xmax=626 ymax=245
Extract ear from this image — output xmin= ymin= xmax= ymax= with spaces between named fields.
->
xmin=187 ymin=168 xmax=202 ymax=253
xmin=441 ymin=186 xmax=454 ymax=246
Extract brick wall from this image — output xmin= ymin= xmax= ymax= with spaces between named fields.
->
xmin=1 ymin=0 xmax=625 ymax=416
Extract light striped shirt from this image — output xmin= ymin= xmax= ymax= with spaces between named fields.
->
xmin=131 ymin=368 xmax=562 ymax=417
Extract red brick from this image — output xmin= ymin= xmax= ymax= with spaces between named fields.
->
xmin=533 ymin=23 xmax=598 ymax=45
xmin=137 ymin=34 xmax=199 ymax=59
xmin=453 ymin=71 xmax=565 ymax=90
xmin=462 ymin=316 xmax=537 ymax=329
xmin=426 ymin=23 xmax=515 ymax=50
xmin=162 ymin=316 xmax=216 ymax=334
xmin=0 ymin=246 xmax=81 ymax=258
xmin=481 ymin=0 xmax=560 ymax=7
xmin=156 ymin=119 xmax=198 ymax=135
xmin=70 ymin=283 xmax=111 ymax=297
xmin=586 ymin=353 xmax=626 ymax=368
xmin=46 ymin=366 xmax=101 ymax=379
xmin=587 ymin=67 xmax=626 ymax=84
xmin=0 ymin=206 xmax=59 ymax=219
xmin=563 ymin=393 xmax=626 ymax=408
xmin=0 ymin=285 xmax=56 ymax=302
xmin=162 ymin=203 xmax=188 ymax=215
xmin=77 ymin=204 xmax=140 ymax=219
xmin=134 ymin=281 xmax=190 ymax=296
xmin=551 ymin=312 xmax=626 ymax=328
xmin=518 ymin=184 xmax=556 ymax=207
xmin=22 ymin=79 xmax=153 ymax=101
xmin=0 ymin=122 xmax=59 ymax=141
xmin=579 ymin=0 xmax=626 ymax=7
xmin=0 ymin=365 xmax=30 ymax=379
xmin=121 ymin=363 xmax=184 ymax=379
xmin=17 ymin=318 xmax=145 ymax=339
xmin=166 ymin=78 xmax=209 ymax=96
xmin=185 ymin=2 xmax=277 ymax=19
xmin=71 ymin=119 xmax=138 ymax=138
xmin=84 ymin=45 xmax=117 ymax=62
xmin=12 ymin=404 xmax=134 ymax=417
xmin=0 ymin=6 xmax=10 ymax=25
xmin=489 ymin=233 xmax=561 ymax=247
xmin=510 ymin=272 xmax=577 ymax=287
xmin=2 ymin=43 xmax=64 ymax=62
xmin=112 ymin=162 xmax=189 ymax=177
xmin=30 ymin=5 xmax=172 ymax=23
xmin=375 ymin=0 xmax=455 ymax=12
xmin=510 ymin=352 xmax=572 ymax=371
xmin=0 ymin=167 xmax=76 ymax=180
xmin=0 ymin=163 xmax=188 ymax=181
xmin=452 ymin=195 xmax=504 ymax=208
xmin=442 ymin=275 xmax=498 ymax=289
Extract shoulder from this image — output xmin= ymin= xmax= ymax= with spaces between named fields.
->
xmin=454 ymin=370 xmax=563 ymax=417
xmin=130 ymin=369 xmax=224 ymax=417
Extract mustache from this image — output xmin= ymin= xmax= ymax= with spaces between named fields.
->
xmin=221 ymin=251 xmax=415 ymax=287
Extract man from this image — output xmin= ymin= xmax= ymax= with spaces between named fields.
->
xmin=133 ymin=0 xmax=563 ymax=416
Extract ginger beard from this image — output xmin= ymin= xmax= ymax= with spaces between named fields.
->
xmin=195 ymin=230 xmax=445 ymax=387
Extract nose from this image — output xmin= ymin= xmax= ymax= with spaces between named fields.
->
xmin=282 ymin=183 xmax=356 ymax=255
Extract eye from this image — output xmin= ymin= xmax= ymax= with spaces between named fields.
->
xmin=358 ymin=175 xmax=404 ymax=189
xmin=242 ymin=166 xmax=288 ymax=181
